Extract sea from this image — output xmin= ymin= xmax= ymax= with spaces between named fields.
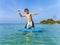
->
xmin=0 ymin=24 xmax=60 ymax=45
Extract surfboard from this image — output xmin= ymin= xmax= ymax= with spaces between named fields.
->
xmin=19 ymin=28 xmax=44 ymax=32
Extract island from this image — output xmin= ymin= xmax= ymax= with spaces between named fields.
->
xmin=39 ymin=19 xmax=60 ymax=24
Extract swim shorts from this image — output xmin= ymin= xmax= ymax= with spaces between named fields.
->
xmin=25 ymin=21 xmax=34 ymax=29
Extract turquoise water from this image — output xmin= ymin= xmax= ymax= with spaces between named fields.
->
xmin=0 ymin=24 xmax=60 ymax=45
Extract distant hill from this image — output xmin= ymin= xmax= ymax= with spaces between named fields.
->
xmin=40 ymin=19 xmax=60 ymax=24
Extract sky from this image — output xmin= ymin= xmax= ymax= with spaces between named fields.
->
xmin=0 ymin=0 xmax=60 ymax=23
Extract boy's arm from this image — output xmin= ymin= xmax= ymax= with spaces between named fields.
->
xmin=18 ymin=13 xmax=25 ymax=17
xmin=31 ymin=12 xmax=40 ymax=15
xmin=17 ymin=10 xmax=25 ymax=18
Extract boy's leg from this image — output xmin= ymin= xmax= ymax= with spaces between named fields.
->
xmin=25 ymin=23 xmax=27 ymax=29
xmin=32 ymin=21 xmax=35 ymax=28
xmin=25 ymin=23 xmax=29 ymax=29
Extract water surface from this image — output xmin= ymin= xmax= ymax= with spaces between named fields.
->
xmin=0 ymin=24 xmax=60 ymax=45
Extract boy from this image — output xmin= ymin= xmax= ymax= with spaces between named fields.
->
xmin=17 ymin=8 xmax=40 ymax=29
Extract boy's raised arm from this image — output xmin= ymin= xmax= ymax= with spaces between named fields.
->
xmin=17 ymin=10 xmax=25 ymax=18
xmin=31 ymin=12 xmax=40 ymax=15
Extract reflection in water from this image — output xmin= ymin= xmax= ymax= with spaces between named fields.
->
xmin=25 ymin=32 xmax=34 ymax=45
xmin=22 ymin=30 xmax=56 ymax=45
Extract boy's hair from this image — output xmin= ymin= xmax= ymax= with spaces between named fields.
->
xmin=24 ymin=8 xmax=29 ymax=11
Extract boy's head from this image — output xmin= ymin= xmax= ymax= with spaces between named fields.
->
xmin=24 ymin=8 xmax=29 ymax=14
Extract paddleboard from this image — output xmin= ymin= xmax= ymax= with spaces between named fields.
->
xmin=19 ymin=28 xmax=44 ymax=32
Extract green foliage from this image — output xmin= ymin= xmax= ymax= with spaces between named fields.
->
xmin=56 ymin=20 xmax=60 ymax=24
xmin=40 ymin=19 xmax=60 ymax=24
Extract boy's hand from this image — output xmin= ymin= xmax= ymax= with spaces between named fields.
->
xmin=17 ymin=10 xmax=22 ymax=17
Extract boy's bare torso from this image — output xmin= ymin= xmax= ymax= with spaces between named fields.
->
xmin=24 ymin=13 xmax=32 ymax=22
